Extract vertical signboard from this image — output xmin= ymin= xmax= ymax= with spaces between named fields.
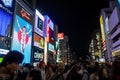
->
xmin=100 ymin=15 xmax=106 ymax=51
xmin=34 ymin=9 xmax=44 ymax=36
xmin=43 ymin=15 xmax=54 ymax=38
xmin=11 ymin=1 xmax=33 ymax=63
xmin=0 ymin=0 xmax=15 ymax=54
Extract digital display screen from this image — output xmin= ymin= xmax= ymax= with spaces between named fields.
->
xmin=0 ymin=0 xmax=15 ymax=37
xmin=0 ymin=9 xmax=12 ymax=37
xmin=34 ymin=32 xmax=44 ymax=49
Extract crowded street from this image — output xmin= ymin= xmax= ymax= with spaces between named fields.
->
xmin=0 ymin=0 xmax=120 ymax=80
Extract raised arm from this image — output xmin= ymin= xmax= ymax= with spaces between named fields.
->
xmin=16 ymin=18 xmax=22 ymax=32
xmin=26 ymin=28 xmax=32 ymax=34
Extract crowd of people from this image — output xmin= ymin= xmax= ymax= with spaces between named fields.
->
xmin=0 ymin=50 xmax=120 ymax=80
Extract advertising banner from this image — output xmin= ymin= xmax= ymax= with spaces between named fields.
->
xmin=34 ymin=32 xmax=44 ymax=49
xmin=47 ymin=26 xmax=54 ymax=43
xmin=43 ymin=15 xmax=54 ymax=37
xmin=11 ymin=2 xmax=33 ymax=63
xmin=33 ymin=46 xmax=43 ymax=62
xmin=0 ymin=0 xmax=15 ymax=55
xmin=48 ymin=43 xmax=54 ymax=52
xmin=34 ymin=10 xmax=44 ymax=36
xmin=0 ymin=0 xmax=15 ymax=36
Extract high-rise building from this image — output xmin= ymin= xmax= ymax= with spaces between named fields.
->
xmin=108 ymin=6 xmax=120 ymax=58
xmin=89 ymin=29 xmax=103 ymax=62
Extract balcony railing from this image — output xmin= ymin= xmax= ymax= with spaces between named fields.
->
xmin=112 ymin=39 xmax=120 ymax=48
xmin=112 ymin=45 xmax=120 ymax=52
xmin=111 ymin=28 xmax=120 ymax=39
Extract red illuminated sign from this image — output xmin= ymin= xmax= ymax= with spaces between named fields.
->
xmin=58 ymin=33 xmax=64 ymax=39
xmin=47 ymin=26 xmax=54 ymax=43
xmin=21 ymin=8 xmax=30 ymax=21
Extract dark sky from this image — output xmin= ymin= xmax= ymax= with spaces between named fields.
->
xmin=36 ymin=0 xmax=110 ymax=56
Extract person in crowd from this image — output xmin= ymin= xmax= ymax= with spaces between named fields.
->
xmin=98 ymin=66 xmax=110 ymax=80
xmin=110 ymin=57 xmax=120 ymax=80
xmin=0 ymin=50 xmax=24 ymax=80
xmin=87 ymin=61 xmax=94 ymax=75
xmin=38 ymin=61 xmax=46 ymax=80
xmin=26 ymin=69 xmax=42 ymax=80
xmin=66 ymin=64 xmax=81 ymax=80
xmin=78 ymin=62 xmax=83 ymax=76
xmin=51 ymin=62 xmax=65 ymax=80
xmin=63 ymin=64 xmax=70 ymax=79
xmin=45 ymin=62 xmax=54 ymax=80
xmin=89 ymin=65 xmax=99 ymax=80
xmin=81 ymin=63 xmax=90 ymax=80
xmin=21 ymin=63 xmax=31 ymax=80
xmin=28 ymin=65 xmax=34 ymax=71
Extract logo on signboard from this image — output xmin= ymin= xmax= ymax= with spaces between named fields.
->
xmin=21 ymin=8 xmax=31 ymax=21
xmin=2 ymin=0 xmax=13 ymax=7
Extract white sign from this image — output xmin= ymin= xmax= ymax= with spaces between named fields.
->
xmin=2 ymin=0 xmax=13 ymax=7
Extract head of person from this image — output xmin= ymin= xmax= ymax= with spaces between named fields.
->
xmin=57 ymin=62 xmax=65 ymax=73
xmin=81 ymin=63 xmax=88 ymax=70
xmin=38 ymin=61 xmax=45 ymax=69
xmin=0 ymin=50 xmax=24 ymax=74
xmin=26 ymin=69 xmax=42 ymax=80
xmin=98 ymin=67 xmax=108 ymax=77
xmin=23 ymin=26 xmax=27 ymax=32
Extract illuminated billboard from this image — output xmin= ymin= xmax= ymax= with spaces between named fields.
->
xmin=100 ymin=15 xmax=106 ymax=51
xmin=58 ymin=33 xmax=64 ymax=39
xmin=0 ymin=0 xmax=15 ymax=37
xmin=0 ymin=57 xmax=3 ymax=63
xmin=43 ymin=15 xmax=54 ymax=37
xmin=43 ymin=15 xmax=54 ymax=64
xmin=48 ymin=43 xmax=54 ymax=52
xmin=105 ymin=17 xmax=109 ymax=34
xmin=0 ymin=0 xmax=15 ymax=12
xmin=0 ymin=0 xmax=15 ymax=55
xmin=100 ymin=15 xmax=105 ymax=42
xmin=34 ymin=33 xmax=44 ymax=49
xmin=33 ymin=46 xmax=43 ymax=62
xmin=34 ymin=9 xmax=44 ymax=36
xmin=1 ymin=0 xmax=13 ymax=7
xmin=0 ymin=10 xmax=12 ymax=36
xmin=11 ymin=2 xmax=33 ymax=63
xmin=47 ymin=26 xmax=54 ymax=43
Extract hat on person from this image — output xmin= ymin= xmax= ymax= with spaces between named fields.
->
xmin=1 ymin=50 xmax=24 ymax=66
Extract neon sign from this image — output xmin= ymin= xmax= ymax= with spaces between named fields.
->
xmin=2 ymin=0 xmax=13 ymax=7
xmin=21 ymin=8 xmax=31 ymax=21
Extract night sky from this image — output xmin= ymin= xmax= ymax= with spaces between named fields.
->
xmin=36 ymin=0 xmax=110 ymax=57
